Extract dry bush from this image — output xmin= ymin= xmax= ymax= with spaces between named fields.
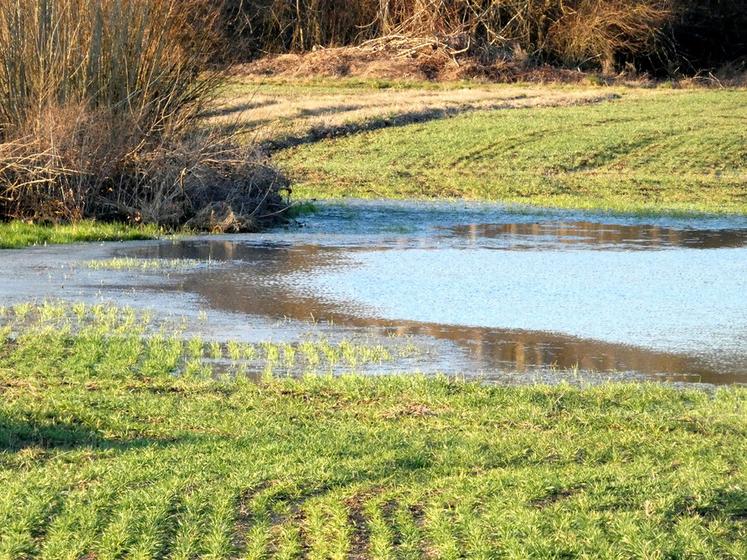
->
xmin=113 ymin=135 xmax=290 ymax=232
xmin=223 ymin=0 xmax=677 ymax=71
xmin=548 ymin=1 xmax=672 ymax=71
xmin=0 ymin=103 xmax=142 ymax=221
xmin=0 ymin=0 xmax=289 ymax=229
xmin=0 ymin=109 xmax=289 ymax=230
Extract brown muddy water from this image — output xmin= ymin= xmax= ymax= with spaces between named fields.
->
xmin=2 ymin=200 xmax=747 ymax=385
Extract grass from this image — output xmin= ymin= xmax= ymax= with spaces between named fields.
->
xmin=0 ymin=221 xmax=161 ymax=249
xmin=207 ymin=77 xmax=617 ymax=148
xmin=277 ymin=88 xmax=747 ymax=215
xmin=1 ymin=303 xmax=745 ymax=558
xmin=85 ymin=258 xmax=203 ymax=271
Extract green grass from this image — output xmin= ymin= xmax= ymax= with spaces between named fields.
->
xmin=1 ymin=303 xmax=746 ymax=558
xmin=85 ymin=258 xmax=203 ymax=271
xmin=0 ymin=221 xmax=161 ymax=249
xmin=222 ymin=76 xmax=482 ymax=97
xmin=279 ymin=89 xmax=747 ymax=215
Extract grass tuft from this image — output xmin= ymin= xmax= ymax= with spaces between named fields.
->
xmin=85 ymin=258 xmax=203 ymax=271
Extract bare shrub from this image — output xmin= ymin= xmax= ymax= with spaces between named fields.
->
xmin=0 ymin=105 xmax=289 ymax=230
xmin=221 ymin=0 xmax=677 ymax=72
xmin=0 ymin=103 xmax=142 ymax=221
xmin=0 ymin=0 xmax=289 ymax=230
xmin=111 ymin=135 xmax=290 ymax=232
xmin=548 ymin=1 xmax=673 ymax=71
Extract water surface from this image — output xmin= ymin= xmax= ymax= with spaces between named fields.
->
xmin=3 ymin=200 xmax=746 ymax=385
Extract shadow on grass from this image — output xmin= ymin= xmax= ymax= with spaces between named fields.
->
xmin=205 ymin=104 xmax=490 ymax=152
xmin=200 ymin=99 xmax=278 ymax=119
xmin=261 ymin=94 xmax=619 ymax=152
xmin=0 ymin=413 xmax=172 ymax=452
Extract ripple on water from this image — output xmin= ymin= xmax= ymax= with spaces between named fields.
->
xmin=2 ymin=200 xmax=746 ymax=385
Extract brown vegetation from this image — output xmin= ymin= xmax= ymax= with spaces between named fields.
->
xmin=219 ymin=0 xmax=746 ymax=75
xmin=0 ymin=0 xmax=289 ymax=230
xmin=221 ymin=0 xmax=671 ymax=67
xmin=239 ymin=42 xmax=597 ymax=83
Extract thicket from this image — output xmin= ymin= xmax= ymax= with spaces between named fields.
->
xmin=0 ymin=0 xmax=288 ymax=230
xmin=221 ymin=0 xmax=746 ymax=74
xmin=667 ymin=0 xmax=747 ymax=73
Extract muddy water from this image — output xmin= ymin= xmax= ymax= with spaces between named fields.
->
xmin=2 ymin=200 xmax=747 ymax=385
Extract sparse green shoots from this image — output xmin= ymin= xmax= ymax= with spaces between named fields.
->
xmin=86 ymin=258 xmax=203 ymax=271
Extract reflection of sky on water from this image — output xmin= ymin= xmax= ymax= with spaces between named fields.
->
xmin=293 ymin=246 xmax=746 ymax=356
xmin=2 ymin=200 xmax=746 ymax=385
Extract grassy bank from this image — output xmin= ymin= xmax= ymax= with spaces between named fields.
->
xmin=0 ymin=221 xmax=161 ymax=249
xmin=1 ymin=304 xmax=745 ymax=558
xmin=277 ymin=88 xmax=747 ymax=215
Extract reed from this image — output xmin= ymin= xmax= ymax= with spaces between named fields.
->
xmin=0 ymin=0 xmax=214 ymax=139
xmin=224 ymin=0 xmax=675 ymax=69
xmin=0 ymin=0 xmax=288 ymax=228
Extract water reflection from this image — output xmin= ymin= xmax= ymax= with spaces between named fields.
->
xmin=446 ymin=221 xmax=747 ymax=250
xmin=125 ymin=237 xmax=747 ymax=385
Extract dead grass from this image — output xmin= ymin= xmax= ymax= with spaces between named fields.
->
xmin=206 ymin=76 xmax=627 ymax=148
xmin=222 ymin=0 xmax=675 ymax=71
xmin=238 ymin=44 xmax=600 ymax=83
xmin=0 ymin=0 xmax=290 ymax=231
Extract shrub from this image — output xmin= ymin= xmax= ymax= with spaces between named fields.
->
xmin=0 ymin=0 xmax=215 ymax=140
xmin=220 ymin=0 xmax=744 ymax=74
xmin=221 ymin=1 xmax=674 ymax=68
xmin=0 ymin=0 xmax=288 ymax=228
xmin=668 ymin=0 xmax=747 ymax=72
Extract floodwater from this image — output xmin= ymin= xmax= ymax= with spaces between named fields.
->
xmin=2 ymin=200 xmax=747 ymax=385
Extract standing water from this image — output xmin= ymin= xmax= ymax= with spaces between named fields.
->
xmin=2 ymin=200 xmax=746 ymax=385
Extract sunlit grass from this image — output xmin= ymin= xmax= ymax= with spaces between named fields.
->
xmin=86 ymin=258 xmax=203 ymax=271
xmin=0 ymin=302 xmax=745 ymax=558
xmin=0 ymin=221 xmax=161 ymax=249
xmin=0 ymin=302 xmax=401 ymax=380
xmin=208 ymin=77 xmax=616 ymax=150
xmin=279 ymin=89 xmax=747 ymax=215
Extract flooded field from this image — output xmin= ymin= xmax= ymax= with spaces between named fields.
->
xmin=3 ymin=200 xmax=746 ymax=385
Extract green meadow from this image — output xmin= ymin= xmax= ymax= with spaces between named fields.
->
xmin=1 ymin=304 xmax=745 ymax=559
xmin=5 ymin=86 xmax=746 ymax=250
xmin=0 ymin=221 xmax=160 ymax=250
xmin=279 ymin=89 xmax=747 ymax=215
xmin=1 ymin=0 xmax=746 ymax=555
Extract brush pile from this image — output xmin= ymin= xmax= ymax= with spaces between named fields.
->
xmin=220 ymin=0 xmax=746 ymax=75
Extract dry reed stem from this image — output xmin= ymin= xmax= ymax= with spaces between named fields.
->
xmin=221 ymin=0 xmax=676 ymax=70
